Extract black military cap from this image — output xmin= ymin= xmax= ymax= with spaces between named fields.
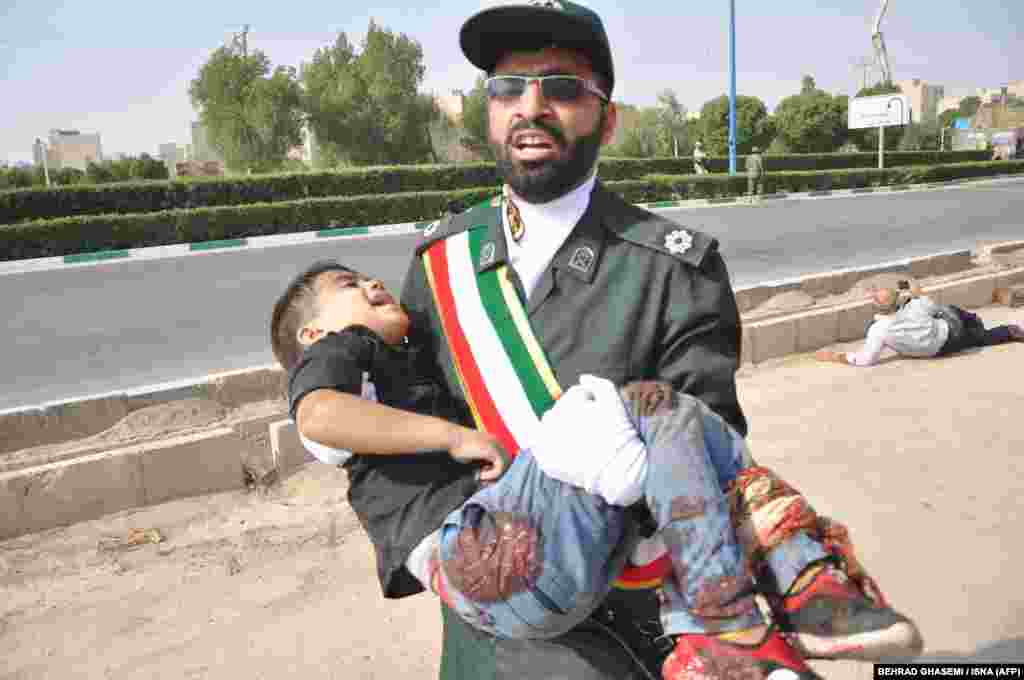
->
xmin=460 ymin=0 xmax=615 ymax=96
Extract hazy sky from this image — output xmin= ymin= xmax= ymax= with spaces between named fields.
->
xmin=2 ymin=0 xmax=1020 ymax=163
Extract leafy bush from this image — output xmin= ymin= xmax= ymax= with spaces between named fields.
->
xmin=1 ymin=151 xmax=991 ymax=225
xmin=3 ymin=160 xmax=1019 ymax=261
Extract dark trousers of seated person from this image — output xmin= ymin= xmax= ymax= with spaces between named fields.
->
xmin=936 ymin=305 xmax=1017 ymax=356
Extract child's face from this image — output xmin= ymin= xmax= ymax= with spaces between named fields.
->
xmin=299 ymin=269 xmax=410 ymax=347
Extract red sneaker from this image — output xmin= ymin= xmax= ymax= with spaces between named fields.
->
xmin=663 ymin=630 xmax=822 ymax=680
xmin=781 ymin=561 xmax=923 ymax=661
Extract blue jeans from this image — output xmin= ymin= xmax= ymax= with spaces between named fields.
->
xmin=436 ymin=392 xmax=825 ymax=639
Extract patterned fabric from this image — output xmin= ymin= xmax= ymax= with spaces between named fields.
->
xmin=727 ymin=466 xmax=887 ymax=607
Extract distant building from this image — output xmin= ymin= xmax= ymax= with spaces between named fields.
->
xmin=36 ymin=129 xmax=103 ymax=171
xmin=894 ymin=79 xmax=944 ymax=123
xmin=1009 ymin=80 xmax=1024 ymax=99
xmin=972 ymin=103 xmax=1024 ymax=130
xmin=976 ymin=87 xmax=1005 ymax=105
xmin=938 ymin=95 xmax=963 ymax=115
xmin=190 ymin=121 xmax=223 ymax=164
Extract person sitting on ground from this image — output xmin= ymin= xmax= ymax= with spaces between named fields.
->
xmin=270 ymin=260 xmax=923 ymax=680
xmin=816 ymin=283 xmax=1024 ymax=367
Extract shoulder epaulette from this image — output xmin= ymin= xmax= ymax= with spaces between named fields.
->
xmin=414 ymin=194 xmax=501 ymax=255
xmin=599 ymin=191 xmax=718 ymax=268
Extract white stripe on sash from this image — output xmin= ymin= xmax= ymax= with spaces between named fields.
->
xmin=445 ymin=232 xmax=542 ymax=447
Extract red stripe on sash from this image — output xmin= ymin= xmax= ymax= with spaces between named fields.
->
xmin=425 ymin=242 xmax=520 ymax=457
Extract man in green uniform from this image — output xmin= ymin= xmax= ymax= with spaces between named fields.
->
xmin=746 ymin=146 xmax=765 ymax=197
xmin=389 ymin=2 xmax=919 ymax=678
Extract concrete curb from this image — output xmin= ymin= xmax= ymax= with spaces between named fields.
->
xmin=3 ymin=173 xmax=1020 ymax=278
xmin=741 ymin=264 xmax=1024 ymax=365
xmin=732 ymin=248 xmax=976 ymax=315
xmin=0 ymin=366 xmax=286 ymax=454
xmin=3 ymin=259 xmax=1023 ymax=541
xmin=0 ymin=417 xmax=317 ymax=541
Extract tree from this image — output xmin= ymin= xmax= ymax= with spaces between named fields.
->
xmin=696 ymin=95 xmax=774 ymax=155
xmin=301 ymin=21 xmax=435 ymax=166
xmin=190 ymin=40 xmax=304 ymax=173
xmin=613 ymin=107 xmax=664 ymax=157
xmin=458 ymin=76 xmax=493 ymax=160
xmin=85 ymin=160 xmax=115 ymax=184
xmin=937 ymin=108 xmax=959 ymax=129
xmin=773 ymin=76 xmax=848 ymax=153
xmin=899 ymin=121 xmax=940 ymax=151
xmin=133 ymin=153 xmax=169 ymax=180
xmin=81 ymin=154 xmax=171 ymax=185
xmin=655 ymin=89 xmax=690 ymax=157
xmin=849 ymin=83 xmax=904 ymax=151
xmin=0 ymin=165 xmax=41 ymax=190
xmin=958 ymin=96 xmax=981 ymax=118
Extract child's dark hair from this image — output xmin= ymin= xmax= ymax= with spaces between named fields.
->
xmin=270 ymin=260 xmax=355 ymax=372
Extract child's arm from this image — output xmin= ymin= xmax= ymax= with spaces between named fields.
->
xmin=291 ymin=329 xmax=508 ymax=480
xmin=297 ymin=390 xmax=507 ymax=481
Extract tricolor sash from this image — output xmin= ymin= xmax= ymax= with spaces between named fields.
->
xmin=422 ymin=224 xmax=670 ymax=589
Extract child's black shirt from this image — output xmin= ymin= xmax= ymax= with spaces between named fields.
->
xmin=288 ymin=326 xmax=479 ymax=598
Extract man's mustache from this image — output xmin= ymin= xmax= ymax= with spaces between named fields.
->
xmin=505 ymin=119 xmax=566 ymax=148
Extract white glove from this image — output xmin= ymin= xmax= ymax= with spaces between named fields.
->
xmin=529 ymin=374 xmax=649 ymax=506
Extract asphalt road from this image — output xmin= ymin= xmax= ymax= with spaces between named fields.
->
xmin=3 ymin=180 xmax=1022 ymax=412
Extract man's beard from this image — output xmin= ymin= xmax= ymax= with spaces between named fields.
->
xmin=492 ymin=111 xmax=606 ymax=204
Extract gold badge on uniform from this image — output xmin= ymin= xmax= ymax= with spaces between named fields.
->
xmin=505 ymin=196 xmax=526 ymax=243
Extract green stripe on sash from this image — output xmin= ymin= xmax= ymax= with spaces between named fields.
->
xmin=467 ymin=229 xmax=555 ymax=419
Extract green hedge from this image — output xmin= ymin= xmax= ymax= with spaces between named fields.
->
xmin=3 ymin=160 xmax=1020 ymax=262
xmin=0 ymin=164 xmax=503 ymax=226
xmin=601 ymin=150 xmax=990 ymax=180
xmin=644 ymin=159 xmax=1024 ymax=199
xmin=0 ymin=151 xmax=991 ymax=225
xmin=0 ymin=187 xmax=496 ymax=261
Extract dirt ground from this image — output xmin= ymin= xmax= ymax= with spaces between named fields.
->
xmin=2 ymin=305 xmax=1023 ymax=679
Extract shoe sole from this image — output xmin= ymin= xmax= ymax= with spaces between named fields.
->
xmin=794 ymin=620 xmax=923 ymax=661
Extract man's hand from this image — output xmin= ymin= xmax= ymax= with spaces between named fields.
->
xmin=449 ymin=427 xmax=510 ymax=483
xmin=528 ymin=374 xmax=648 ymax=506
xmin=814 ymin=350 xmax=848 ymax=364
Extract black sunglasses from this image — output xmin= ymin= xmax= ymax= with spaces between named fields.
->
xmin=485 ymin=75 xmax=608 ymax=103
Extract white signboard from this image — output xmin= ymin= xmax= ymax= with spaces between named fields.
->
xmin=848 ymin=94 xmax=912 ymax=129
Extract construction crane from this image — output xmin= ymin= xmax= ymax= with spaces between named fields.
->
xmin=871 ymin=0 xmax=892 ymax=85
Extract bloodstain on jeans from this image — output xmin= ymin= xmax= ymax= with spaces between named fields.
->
xmin=692 ymin=572 xmax=758 ymax=619
xmin=670 ymin=496 xmax=708 ymax=522
xmin=443 ymin=511 xmax=543 ymax=603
